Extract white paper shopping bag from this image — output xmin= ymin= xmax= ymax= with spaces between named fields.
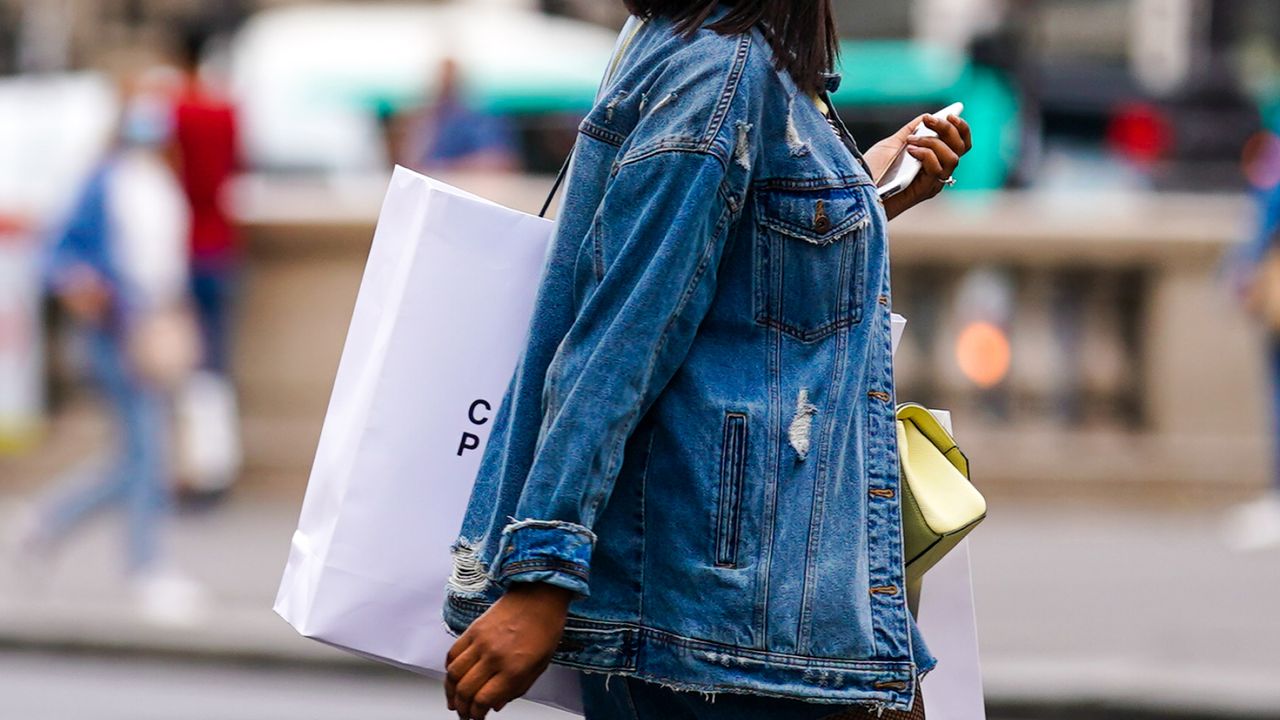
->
xmin=916 ymin=410 xmax=987 ymax=720
xmin=893 ymin=320 xmax=987 ymax=720
xmin=274 ymin=165 xmax=582 ymax=712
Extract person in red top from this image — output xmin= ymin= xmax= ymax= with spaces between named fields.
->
xmin=170 ymin=28 xmax=245 ymax=499
xmin=173 ymin=28 xmax=240 ymax=375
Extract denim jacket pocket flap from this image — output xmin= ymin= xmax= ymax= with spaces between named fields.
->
xmin=756 ymin=187 xmax=870 ymax=246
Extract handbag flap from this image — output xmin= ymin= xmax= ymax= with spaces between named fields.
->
xmin=896 ymin=404 xmax=985 ymax=536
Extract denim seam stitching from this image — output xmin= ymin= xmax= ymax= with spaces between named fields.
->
xmin=585 ymin=182 xmax=732 ymax=526
xmin=637 ymin=427 xmax=655 ymax=623
xmin=797 ymin=285 xmax=853 ymax=650
xmin=698 ymin=33 xmax=753 ymax=152
xmin=755 ymin=176 xmax=876 ymax=191
xmin=618 ymin=143 xmax=726 ymax=173
xmin=447 ymin=593 xmax=917 ymax=672
xmin=499 ymin=560 xmax=590 ymax=582
xmin=580 ymin=122 xmax=627 ymax=147
xmin=445 ymin=594 xmax=916 ymax=674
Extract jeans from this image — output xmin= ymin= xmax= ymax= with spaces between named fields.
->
xmin=190 ymin=263 xmax=239 ymax=374
xmin=40 ymin=328 xmax=170 ymax=574
xmin=581 ymin=674 xmax=924 ymax=720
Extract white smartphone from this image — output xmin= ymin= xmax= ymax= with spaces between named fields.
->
xmin=876 ymin=102 xmax=965 ymax=199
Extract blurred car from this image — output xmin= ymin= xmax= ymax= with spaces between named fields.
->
xmin=0 ymin=72 xmax=117 ymax=222
xmin=227 ymin=1 xmax=1020 ymax=188
xmin=1007 ymin=0 xmax=1272 ymax=191
xmin=227 ymin=3 xmax=620 ymax=175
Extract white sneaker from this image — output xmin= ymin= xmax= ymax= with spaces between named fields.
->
xmin=1224 ymin=492 xmax=1280 ymax=552
xmin=131 ymin=570 xmax=212 ymax=627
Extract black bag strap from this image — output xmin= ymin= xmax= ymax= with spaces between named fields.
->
xmin=537 ymin=17 xmax=644 ymax=220
xmin=539 ymin=152 xmax=573 ymax=219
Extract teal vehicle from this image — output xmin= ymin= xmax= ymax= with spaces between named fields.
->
xmin=471 ymin=39 xmax=1018 ymax=191
xmin=473 ymin=39 xmax=1018 ymax=191
xmin=829 ymin=40 xmax=1019 ymax=192
xmin=232 ymin=4 xmax=1018 ymax=187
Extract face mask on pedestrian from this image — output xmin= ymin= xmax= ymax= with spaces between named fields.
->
xmin=120 ymin=94 xmax=174 ymax=149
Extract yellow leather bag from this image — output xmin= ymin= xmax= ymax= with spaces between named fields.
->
xmin=896 ymin=403 xmax=986 ymax=609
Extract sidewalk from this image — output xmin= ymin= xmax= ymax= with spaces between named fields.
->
xmin=1 ymin=483 xmax=1278 ymax=718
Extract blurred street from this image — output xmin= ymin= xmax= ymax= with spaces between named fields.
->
xmin=0 ymin=651 xmax=453 ymax=720
xmin=3 ymin=431 xmax=1278 ymax=718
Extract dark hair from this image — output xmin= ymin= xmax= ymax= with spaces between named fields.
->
xmin=179 ymin=24 xmax=212 ymax=71
xmin=621 ymin=0 xmax=839 ymax=95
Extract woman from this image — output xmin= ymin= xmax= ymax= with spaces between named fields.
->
xmin=443 ymin=2 xmax=972 ymax=718
xmin=17 ymin=81 xmax=207 ymax=624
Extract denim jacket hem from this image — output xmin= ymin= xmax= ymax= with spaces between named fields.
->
xmin=444 ymin=592 xmax=925 ymax=712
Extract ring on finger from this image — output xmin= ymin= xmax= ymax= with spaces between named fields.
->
xmin=941 ymin=176 xmax=957 ymax=188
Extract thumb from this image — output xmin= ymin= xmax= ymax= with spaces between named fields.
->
xmin=894 ymin=114 xmax=928 ymax=142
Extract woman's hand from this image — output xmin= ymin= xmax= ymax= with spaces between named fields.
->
xmin=445 ymin=582 xmax=573 ymax=720
xmin=863 ymin=113 xmax=973 ymax=221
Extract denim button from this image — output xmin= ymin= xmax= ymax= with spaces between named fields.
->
xmin=813 ymin=199 xmax=832 ymax=233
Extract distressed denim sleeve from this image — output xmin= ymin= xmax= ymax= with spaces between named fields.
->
xmin=494 ymin=149 xmax=734 ymax=597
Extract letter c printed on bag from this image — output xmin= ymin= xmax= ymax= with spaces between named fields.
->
xmin=469 ymin=399 xmax=492 ymax=426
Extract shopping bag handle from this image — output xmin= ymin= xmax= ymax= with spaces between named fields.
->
xmin=539 ymin=18 xmax=645 ymax=219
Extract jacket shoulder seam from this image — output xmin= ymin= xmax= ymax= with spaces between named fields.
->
xmin=697 ymin=32 xmax=754 ymax=153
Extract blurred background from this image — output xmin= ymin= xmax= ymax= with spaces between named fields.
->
xmin=1 ymin=0 xmax=1279 ymax=718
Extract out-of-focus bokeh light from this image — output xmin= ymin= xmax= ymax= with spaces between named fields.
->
xmin=954 ymin=321 xmax=1011 ymax=390
xmin=1106 ymin=102 xmax=1174 ymax=167
xmin=1242 ymin=130 xmax=1280 ymax=190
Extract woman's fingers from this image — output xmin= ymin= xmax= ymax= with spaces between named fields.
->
xmin=447 ymin=633 xmax=474 ymax=666
xmin=906 ymin=148 xmax=944 ymax=197
xmin=453 ymin=658 xmax=498 ymax=720
xmin=895 ymin=114 xmax=929 ymax=142
xmin=907 ymin=136 xmax=959 ymax=177
xmin=922 ymin=114 xmax=968 ymax=157
xmin=445 ymin=643 xmax=481 ymax=712
xmin=470 ymin=676 xmax=517 ymax=720
xmin=951 ymin=114 xmax=973 ymax=152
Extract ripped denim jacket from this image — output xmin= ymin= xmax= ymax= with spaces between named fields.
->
xmin=444 ymin=11 xmax=935 ymax=712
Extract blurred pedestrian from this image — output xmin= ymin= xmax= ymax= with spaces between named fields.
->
xmin=10 ymin=76 xmax=207 ymax=624
xmin=171 ymin=28 xmax=244 ymax=500
xmin=398 ymin=58 xmax=521 ymax=174
xmin=442 ymin=4 xmax=971 ymax=719
xmin=1230 ymin=134 xmax=1280 ymax=551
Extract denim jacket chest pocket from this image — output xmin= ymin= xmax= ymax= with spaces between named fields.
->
xmin=752 ymin=183 xmax=872 ymax=342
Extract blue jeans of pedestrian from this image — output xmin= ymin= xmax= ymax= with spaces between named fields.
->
xmin=190 ymin=263 xmax=239 ymax=374
xmin=40 ymin=327 xmax=170 ymax=574
xmin=581 ymin=674 xmax=913 ymax=720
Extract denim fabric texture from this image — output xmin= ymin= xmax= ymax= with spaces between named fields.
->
xmin=445 ymin=10 xmax=934 ymax=712
xmin=581 ymin=673 xmax=925 ymax=720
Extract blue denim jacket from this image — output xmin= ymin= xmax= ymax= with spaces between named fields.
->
xmin=444 ymin=11 xmax=935 ymax=711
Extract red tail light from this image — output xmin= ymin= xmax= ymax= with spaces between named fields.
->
xmin=1106 ymin=102 xmax=1173 ymax=166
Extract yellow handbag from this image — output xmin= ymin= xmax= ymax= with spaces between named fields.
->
xmin=896 ymin=403 xmax=986 ymax=611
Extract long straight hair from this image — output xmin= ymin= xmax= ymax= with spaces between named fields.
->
xmin=621 ymin=0 xmax=840 ymax=95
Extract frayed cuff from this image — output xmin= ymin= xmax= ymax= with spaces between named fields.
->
xmin=493 ymin=519 xmax=595 ymax=599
